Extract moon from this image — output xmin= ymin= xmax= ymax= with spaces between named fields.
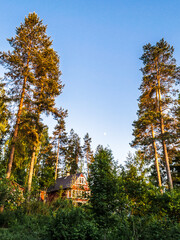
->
xmin=103 ymin=132 xmax=107 ymax=136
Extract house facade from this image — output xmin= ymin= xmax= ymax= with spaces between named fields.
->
xmin=47 ymin=173 xmax=90 ymax=205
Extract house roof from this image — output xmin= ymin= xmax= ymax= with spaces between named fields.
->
xmin=47 ymin=173 xmax=82 ymax=193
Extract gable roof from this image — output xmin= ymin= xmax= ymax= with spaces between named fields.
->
xmin=47 ymin=173 xmax=82 ymax=193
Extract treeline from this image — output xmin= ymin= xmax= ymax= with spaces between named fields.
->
xmin=0 ymin=13 xmax=179 ymax=195
xmin=0 ymin=146 xmax=180 ymax=240
xmin=0 ymin=13 xmax=93 ymax=194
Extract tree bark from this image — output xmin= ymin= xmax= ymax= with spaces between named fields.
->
xmin=6 ymin=76 xmax=27 ymax=178
xmin=0 ymin=205 xmax=4 ymax=213
xmin=55 ymin=138 xmax=60 ymax=180
xmin=27 ymin=145 xmax=36 ymax=194
xmin=27 ymin=80 xmax=44 ymax=194
xmin=151 ymin=124 xmax=162 ymax=192
xmin=156 ymin=64 xmax=173 ymax=189
xmin=159 ymin=110 xmax=173 ymax=189
xmin=86 ymin=152 xmax=89 ymax=178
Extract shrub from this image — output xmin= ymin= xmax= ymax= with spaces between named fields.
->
xmin=46 ymin=207 xmax=100 ymax=240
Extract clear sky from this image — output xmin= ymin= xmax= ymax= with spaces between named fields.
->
xmin=1 ymin=0 xmax=180 ymax=163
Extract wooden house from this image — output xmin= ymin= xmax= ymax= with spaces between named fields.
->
xmin=47 ymin=173 xmax=90 ymax=205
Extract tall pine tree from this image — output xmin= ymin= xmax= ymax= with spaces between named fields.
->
xmin=0 ymin=13 xmax=62 ymax=179
xmin=132 ymin=39 xmax=179 ymax=190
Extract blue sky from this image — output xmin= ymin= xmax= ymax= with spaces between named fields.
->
xmin=1 ymin=0 xmax=180 ymax=163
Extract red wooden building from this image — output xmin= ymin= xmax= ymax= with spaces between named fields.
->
xmin=47 ymin=173 xmax=90 ymax=205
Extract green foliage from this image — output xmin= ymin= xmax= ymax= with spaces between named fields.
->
xmin=89 ymin=145 xmax=123 ymax=227
xmin=0 ymin=207 xmax=180 ymax=240
xmin=0 ymin=174 xmax=24 ymax=212
xmin=171 ymin=152 xmax=180 ymax=188
xmin=120 ymin=152 xmax=180 ymax=219
xmin=46 ymin=207 xmax=99 ymax=240
xmin=0 ymin=211 xmax=49 ymax=240
xmin=83 ymin=133 xmax=94 ymax=176
xmin=134 ymin=216 xmax=180 ymax=240
xmin=36 ymin=127 xmax=56 ymax=190
xmin=0 ymin=86 xmax=10 ymax=144
xmin=65 ymin=129 xmax=83 ymax=175
xmin=150 ymin=189 xmax=180 ymax=221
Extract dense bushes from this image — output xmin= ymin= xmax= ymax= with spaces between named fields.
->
xmin=0 ymin=205 xmax=180 ymax=240
xmin=0 ymin=147 xmax=180 ymax=239
xmin=46 ymin=207 xmax=99 ymax=240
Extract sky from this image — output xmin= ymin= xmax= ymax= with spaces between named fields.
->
xmin=1 ymin=0 xmax=180 ymax=163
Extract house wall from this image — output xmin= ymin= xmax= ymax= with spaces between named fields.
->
xmin=47 ymin=173 xmax=90 ymax=204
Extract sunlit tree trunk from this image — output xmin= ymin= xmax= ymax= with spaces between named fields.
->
xmin=151 ymin=124 xmax=162 ymax=191
xmin=6 ymin=76 xmax=27 ymax=178
xmin=86 ymin=152 xmax=89 ymax=178
xmin=55 ymin=138 xmax=60 ymax=180
xmin=156 ymin=67 xmax=173 ymax=189
xmin=28 ymin=146 xmax=36 ymax=194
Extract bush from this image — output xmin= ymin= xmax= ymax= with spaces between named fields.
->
xmin=0 ymin=176 xmax=24 ymax=212
xmin=46 ymin=207 xmax=100 ymax=240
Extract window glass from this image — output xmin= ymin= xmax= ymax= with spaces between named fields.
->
xmin=79 ymin=177 xmax=85 ymax=184
xmin=72 ymin=190 xmax=76 ymax=198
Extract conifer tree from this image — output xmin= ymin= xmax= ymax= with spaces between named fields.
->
xmin=53 ymin=108 xmax=68 ymax=180
xmin=27 ymin=36 xmax=62 ymax=193
xmin=83 ymin=133 xmax=94 ymax=177
xmin=36 ymin=127 xmax=56 ymax=190
xmin=0 ymin=13 xmax=62 ymax=179
xmin=88 ymin=145 xmax=119 ymax=227
xmin=14 ymin=109 xmax=42 ymax=186
xmin=132 ymin=39 xmax=179 ymax=190
xmin=131 ymin=93 xmax=162 ymax=189
xmin=65 ymin=129 xmax=83 ymax=174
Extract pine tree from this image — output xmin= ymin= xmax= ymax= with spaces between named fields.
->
xmin=0 ymin=13 xmax=62 ymax=179
xmin=14 ymin=109 xmax=42 ymax=186
xmin=131 ymin=64 xmax=163 ymax=188
xmin=132 ymin=39 xmax=179 ymax=190
xmin=65 ymin=129 xmax=83 ymax=175
xmin=83 ymin=133 xmax=94 ymax=177
xmin=53 ymin=108 xmax=68 ymax=180
xmin=88 ymin=145 xmax=119 ymax=227
xmin=36 ymin=128 xmax=56 ymax=190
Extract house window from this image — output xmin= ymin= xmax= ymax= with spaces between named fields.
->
xmin=78 ymin=190 xmax=82 ymax=197
xmin=72 ymin=190 xmax=76 ymax=198
xmin=79 ymin=177 xmax=85 ymax=184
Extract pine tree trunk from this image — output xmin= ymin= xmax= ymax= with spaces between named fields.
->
xmin=0 ymin=205 xmax=4 ymax=213
xmin=55 ymin=138 xmax=60 ymax=180
xmin=6 ymin=76 xmax=27 ymax=178
xmin=151 ymin=124 xmax=162 ymax=191
xmin=27 ymin=81 xmax=44 ymax=194
xmin=159 ymin=113 xmax=173 ymax=189
xmin=86 ymin=152 xmax=89 ymax=178
xmin=156 ymin=70 xmax=173 ymax=189
xmin=28 ymin=146 xmax=36 ymax=194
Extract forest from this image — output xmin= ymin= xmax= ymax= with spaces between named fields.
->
xmin=0 ymin=13 xmax=180 ymax=240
